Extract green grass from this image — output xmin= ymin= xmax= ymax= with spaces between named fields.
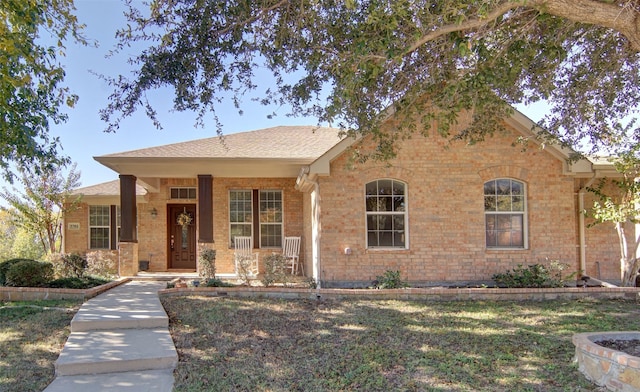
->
xmin=162 ymin=296 xmax=640 ymax=391
xmin=0 ymin=300 xmax=81 ymax=392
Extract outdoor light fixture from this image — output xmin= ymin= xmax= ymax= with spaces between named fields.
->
xmin=150 ymin=207 xmax=158 ymax=218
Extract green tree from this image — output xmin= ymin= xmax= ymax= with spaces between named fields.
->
xmin=0 ymin=209 xmax=44 ymax=261
xmin=588 ymin=151 xmax=640 ymax=287
xmin=0 ymin=0 xmax=86 ymax=181
xmin=0 ymin=162 xmax=81 ymax=254
xmin=102 ymin=0 xmax=639 ymax=160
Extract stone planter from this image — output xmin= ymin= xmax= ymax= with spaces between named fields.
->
xmin=573 ymin=331 xmax=640 ymax=392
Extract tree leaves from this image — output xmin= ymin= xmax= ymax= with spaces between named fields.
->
xmin=102 ymin=0 xmax=640 ymax=161
xmin=0 ymin=0 xmax=86 ymax=182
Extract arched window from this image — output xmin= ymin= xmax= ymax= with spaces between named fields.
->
xmin=365 ymin=179 xmax=407 ymax=248
xmin=484 ymin=179 xmax=527 ymax=248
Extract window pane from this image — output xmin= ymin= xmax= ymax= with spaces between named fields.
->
xmin=497 ymin=195 xmax=512 ymax=211
xmin=484 ymin=196 xmax=496 ymax=211
xmin=512 ymin=196 xmax=524 ymax=211
xmin=486 ymin=213 xmax=524 ymax=248
xmin=377 ymin=179 xmax=392 ymax=195
xmin=496 ymin=179 xmax=511 ymax=195
xmin=511 ymin=181 xmax=523 ymax=195
xmin=484 ymin=181 xmax=496 ymax=195
xmin=90 ymin=228 xmax=109 ymax=249
xmin=260 ymin=224 xmax=282 ymax=247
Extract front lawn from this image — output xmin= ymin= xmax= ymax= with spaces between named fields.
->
xmin=0 ymin=300 xmax=81 ymax=392
xmin=162 ymin=296 xmax=640 ymax=391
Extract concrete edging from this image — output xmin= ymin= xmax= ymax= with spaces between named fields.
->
xmin=159 ymin=286 xmax=640 ymax=301
xmin=0 ymin=278 xmax=131 ymax=301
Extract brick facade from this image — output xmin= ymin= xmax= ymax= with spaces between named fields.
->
xmin=314 ymin=127 xmax=585 ymax=287
xmin=63 ymin=121 xmax=624 ymax=286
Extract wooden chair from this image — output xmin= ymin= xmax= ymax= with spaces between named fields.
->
xmin=234 ymin=236 xmax=259 ymax=278
xmin=283 ymin=236 xmax=302 ymax=275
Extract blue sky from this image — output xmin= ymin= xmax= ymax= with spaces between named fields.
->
xmin=38 ymin=0 xmax=548 ymax=190
xmin=48 ymin=0 xmax=313 ymax=189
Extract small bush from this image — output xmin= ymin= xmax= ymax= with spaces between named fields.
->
xmin=492 ymin=261 xmax=575 ymax=288
xmin=86 ymin=251 xmax=118 ymax=278
xmin=261 ymin=254 xmax=289 ymax=287
xmin=198 ymin=248 xmax=217 ymax=280
xmin=47 ymin=276 xmax=110 ymax=289
xmin=0 ymin=258 xmax=31 ymax=286
xmin=204 ymin=278 xmax=235 ymax=287
xmin=5 ymin=260 xmax=54 ymax=287
xmin=375 ymin=270 xmax=409 ymax=289
xmin=49 ymin=253 xmax=87 ymax=278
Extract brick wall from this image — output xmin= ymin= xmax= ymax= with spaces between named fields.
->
xmin=315 ymin=123 xmax=587 ymax=287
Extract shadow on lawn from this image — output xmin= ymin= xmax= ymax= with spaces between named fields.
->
xmin=162 ymin=296 xmax=640 ymax=391
xmin=0 ymin=302 xmax=79 ymax=392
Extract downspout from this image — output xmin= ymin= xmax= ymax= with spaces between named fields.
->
xmin=578 ymin=175 xmax=596 ymax=278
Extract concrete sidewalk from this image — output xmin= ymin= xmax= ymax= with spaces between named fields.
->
xmin=43 ymin=280 xmax=177 ymax=392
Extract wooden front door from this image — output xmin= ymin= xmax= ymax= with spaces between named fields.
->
xmin=168 ymin=204 xmax=197 ymax=269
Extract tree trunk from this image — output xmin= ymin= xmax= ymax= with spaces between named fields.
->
xmin=617 ymin=221 xmax=640 ymax=287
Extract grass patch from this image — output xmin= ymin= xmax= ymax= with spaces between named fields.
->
xmin=162 ymin=297 xmax=640 ymax=391
xmin=0 ymin=299 xmax=81 ymax=392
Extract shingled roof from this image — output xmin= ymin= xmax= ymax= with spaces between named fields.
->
xmin=98 ymin=126 xmax=342 ymax=160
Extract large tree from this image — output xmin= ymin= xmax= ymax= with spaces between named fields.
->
xmin=0 ymin=0 xmax=85 ymax=181
xmin=102 ymin=0 xmax=639 ymax=160
xmin=0 ymin=163 xmax=81 ymax=254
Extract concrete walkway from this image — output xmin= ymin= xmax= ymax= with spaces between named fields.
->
xmin=44 ymin=281 xmax=177 ymax=392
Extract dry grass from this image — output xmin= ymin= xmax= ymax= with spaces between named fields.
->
xmin=162 ymin=296 xmax=640 ymax=392
xmin=0 ymin=300 xmax=81 ymax=392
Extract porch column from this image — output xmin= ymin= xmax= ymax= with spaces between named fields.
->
xmin=197 ymin=174 xmax=213 ymax=243
xmin=119 ymin=175 xmax=138 ymax=276
xmin=119 ymin=175 xmax=137 ymax=242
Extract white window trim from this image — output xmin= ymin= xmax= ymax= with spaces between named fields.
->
xmin=364 ymin=179 xmax=409 ymax=250
xmin=484 ymin=178 xmax=529 ymax=250
xmin=259 ymin=189 xmax=284 ymax=249
xmin=229 ymin=190 xmax=253 ymax=247
xmin=88 ymin=205 xmax=110 ymax=250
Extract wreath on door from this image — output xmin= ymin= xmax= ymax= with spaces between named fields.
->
xmin=177 ymin=210 xmax=193 ymax=227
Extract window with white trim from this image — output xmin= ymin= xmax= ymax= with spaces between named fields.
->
xmin=484 ymin=179 xmax=526 ymax=248
xmin=365 ymin=179 xmax=407 ymax=248
xmin=229 ymin=190 xmax=253 ymax=244
xmin=89 ymin=205 xmax=110 ymax=249
xmin=259 ymin=190 xmax=283 ymax=248
xmin=229 ymin=190 xmax=283 ymax=248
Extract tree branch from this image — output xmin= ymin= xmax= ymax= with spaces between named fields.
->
xmin=403 ymin=0 xmax=640 ymax=57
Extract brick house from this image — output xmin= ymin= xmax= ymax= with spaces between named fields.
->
xmin=63 ymin=111 xmax=624 ymax=287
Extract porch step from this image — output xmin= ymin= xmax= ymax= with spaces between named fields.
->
xmin=70 ymin=284 xmax=169 ymax=332
xmin=54 ymin=329 xmax=178 ymax=376
xmin=44 ymin=369 xmax=175 ymax=392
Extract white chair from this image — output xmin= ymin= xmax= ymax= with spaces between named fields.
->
xmin=234 ymin=236 xmax=259 ymax=278
xmin=283 ymin=236 xmax=302 ymax=275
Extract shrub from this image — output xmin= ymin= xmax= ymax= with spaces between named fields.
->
xmin=5 ymin=260 xmax=54 ymax=287
xmin=86 ymin=251 xmax=118 ymax=278
xmin=204 ymin=278 xmax=235 ymax=287
xmin=375 ymin=270 xmax=409 ymax=289
xmin=198 ymin=248 xmax=217 ymax=280
xmin=0 ymin=258 xmax=31 ymax=286
xmin=492 ymin=261 xmax=575 ymax=288
xmin=47 ymin=276 xmax=110 ymax=289
xmin=261 ymin=253 xmax=289 ymax=287
xmin=49 ymin=253 xmax=87 ymax=278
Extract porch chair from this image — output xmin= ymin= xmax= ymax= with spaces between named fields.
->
xmin=283 ymin=236 xmax=302 ymax=275
xmin=234 ymin=236 xmax=259 ymax=278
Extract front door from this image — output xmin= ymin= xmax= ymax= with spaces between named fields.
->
xmin=168 ymin=204 xmax=196 ymax=269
